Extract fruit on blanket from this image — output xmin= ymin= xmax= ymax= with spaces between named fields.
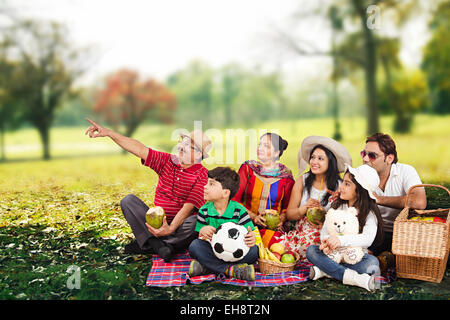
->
xmin=145 ymin=206 xmax=165 ymax=229
xmin=281 ymin=253 xmax=295 ymax=264
xmin=306 ymin=207 xmax=326 ymax=224
xmin=262 ymin=209 xmax=281 ymax=230
xmin=270 ymin=242 xmax=285 ymax=255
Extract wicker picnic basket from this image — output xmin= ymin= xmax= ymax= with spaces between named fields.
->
xmin=258 ymin=251 xmax=300 ymax=274
xmin=392 ymin=184 xmax=450 ymax=283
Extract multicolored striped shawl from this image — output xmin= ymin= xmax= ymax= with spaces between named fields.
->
xmin=232 ymin=161 xmax=295 ymax=215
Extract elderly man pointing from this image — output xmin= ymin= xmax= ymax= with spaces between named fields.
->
xmin=85 ymin=118 xmax=211 ymax=262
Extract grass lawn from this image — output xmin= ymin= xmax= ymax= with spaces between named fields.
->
xmin=0 ymin=114 xmax=449 ymax=300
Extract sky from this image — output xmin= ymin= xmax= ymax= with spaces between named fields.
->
xmin=8 ymin=0 xmax=431 ymax=87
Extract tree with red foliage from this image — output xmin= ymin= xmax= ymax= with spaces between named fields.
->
xmin=94 ymin=69 xmax=176 ymax=137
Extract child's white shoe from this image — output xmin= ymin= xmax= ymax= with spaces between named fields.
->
xmin=309 ymin=266 xmax=331 ymax=280
xmin=342 ymin=269 xmax=376 ymax=292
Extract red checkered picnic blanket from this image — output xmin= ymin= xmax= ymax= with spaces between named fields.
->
xmin=145 ymin=251 xmax=311 ymax=287
xmin=145 ymin=251 xmax=395 ymax=287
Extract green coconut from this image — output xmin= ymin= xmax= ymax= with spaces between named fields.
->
xmin=306 ymin=207 xmax=326 ymax=224
xmin=145 ymin=206 xmax=165 ymax=229
xmin=262 ymin=209 xmax=281 ymax=230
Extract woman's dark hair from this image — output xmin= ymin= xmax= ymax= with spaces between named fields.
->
xmin=208 ymin=167 xmax=241 ymax=199
xmin=304 ymin=145 xmax=341 ymax=207
xmin=330 ymin=170 xmax=384 ymax=248
xmin=261 ymin=132 xmax=288 ymax=160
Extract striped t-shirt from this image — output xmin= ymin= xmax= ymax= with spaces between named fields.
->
xmin=141 ymin=148 xmax=208 ymax=223
xmin=195 ymin=200 xmax=255 ymax=232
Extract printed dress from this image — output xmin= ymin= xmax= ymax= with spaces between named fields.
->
xmin=279 ymin=173 xmax=338 ymax=261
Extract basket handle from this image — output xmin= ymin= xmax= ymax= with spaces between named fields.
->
xmin=404 ymin=184 xmax=450 ymax=208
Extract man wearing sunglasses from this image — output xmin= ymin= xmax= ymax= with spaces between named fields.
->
xmin=361 ymin=133 xmax=426 ymax=256
xmin=85 ymin=118 xmax=211 ymax=262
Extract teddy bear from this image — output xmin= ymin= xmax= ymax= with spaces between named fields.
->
xmin=322 ymin=207 xmax=364 ymax=265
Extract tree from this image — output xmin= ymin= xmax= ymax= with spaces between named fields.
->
xmin=378 ymin=68 xmax=429 ymax=132
xmin=328 ymin=5 xmax=344 ymax=140
xmin=219 ymin=63 xmax=244 ymax=126
xmin=94 ymin=69 xmax=176 ymax=138
xmin=350 ymin=0 xmax=379 ymax=135
xmin=167 ymin=60 xmax=214 ymax=127
xmin=167 ymin=60 xmax=289 ymax=126
xmin=272 ymin=0 xmax=380 ymax=134
xmin=4 ymin=19 xmax=89 ymax=160
xmin=231 ymin=67 xmax=286 ymax=125
xmin=0 ymin=58 xmax=23 ymax=161
xmin=422 ymin=0 xmax=450 ymax=114
xmin=271 ymin=0 xmax=423 ymax=135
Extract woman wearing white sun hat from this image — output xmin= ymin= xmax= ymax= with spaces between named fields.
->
xmin=306 ymin=164 xmax=384 ymax=292
xmin=280 ymin=136 xmax=352 ymax=261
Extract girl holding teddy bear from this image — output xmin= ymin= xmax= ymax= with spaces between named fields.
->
xmin=306 ymin=164 xmax=384 ymax=292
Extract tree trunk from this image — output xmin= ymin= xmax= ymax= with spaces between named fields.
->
xmin=331 ymin=36 xmax=342 ymax=141
xmin=332 ymin=80 xmax=342 ymax=141
xmin=354 ymin=0 xmax=379 ymax=135
xmin=380 ymin=58 xmax=412 ymax=133
xmin=38 ymin=125 xmax=51 ymax=160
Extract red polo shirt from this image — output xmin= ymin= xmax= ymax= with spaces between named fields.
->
xmin=141 ymin=148 xmax=208 ymax=223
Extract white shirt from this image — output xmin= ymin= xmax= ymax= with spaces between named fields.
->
xmin=320 ymin=203 xmax=379 ymax=251
xmin=374 ymin=163 xmax=423 ymax=233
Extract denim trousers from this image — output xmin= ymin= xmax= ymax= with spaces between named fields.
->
xmin=306 ymin=245 xmax=380 ymax=281
xmin=188 ymin=238 xmax=259 ymax=274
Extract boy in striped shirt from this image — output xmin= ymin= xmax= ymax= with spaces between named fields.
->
xmin=188 ymin=167 xmax=259 ymax=281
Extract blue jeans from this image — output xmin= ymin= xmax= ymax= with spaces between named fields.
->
xmin=306 ymin=245 xmax=380 ymax=281
xmin=188 ymin=238 xmax=259 ymax=274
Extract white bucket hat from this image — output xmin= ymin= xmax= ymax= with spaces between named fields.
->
xmin=345 ymin=164 xmax=380 ymax=200
xmin=298 ymin=136 xmax=353 ymax=174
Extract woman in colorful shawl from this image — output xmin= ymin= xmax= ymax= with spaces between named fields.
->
xmin=232 ymin=133 xmax=295 ymax=237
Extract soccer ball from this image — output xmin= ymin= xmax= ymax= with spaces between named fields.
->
xmin=211 ymin=222 xmax=249 ymax=262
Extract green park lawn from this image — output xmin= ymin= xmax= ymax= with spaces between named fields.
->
xmin=0 ymin=114 xmax=449 ymax=300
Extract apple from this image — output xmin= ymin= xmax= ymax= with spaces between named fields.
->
xmin=272 ymin=252 xmax=282 ymax=261
xmin=281 ymin=253 xmax=295 ymax=264
xmin=284 ymin=250 xmax=296 ymax=257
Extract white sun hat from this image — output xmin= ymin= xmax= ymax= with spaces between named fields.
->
xmin=297 ymin=135 xmax=353 ymax=174
xmin=345 ymin=164 xmax=380 ymax=200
